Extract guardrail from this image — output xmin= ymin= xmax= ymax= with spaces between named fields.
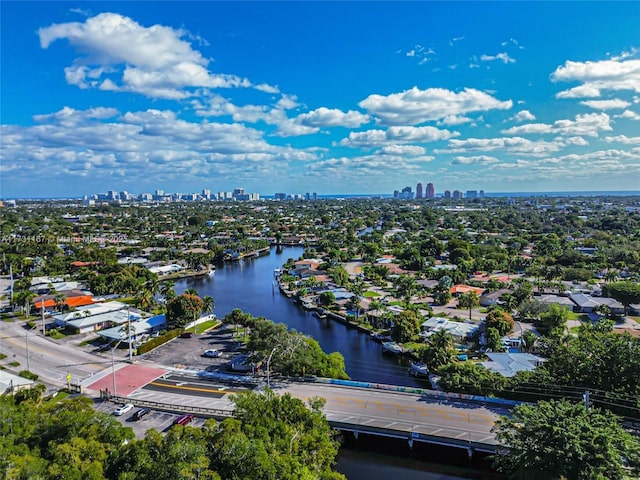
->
xmin=103 ymin=392 xmax=233 ymax=419
xmin=314 ymin=377 xmax=522 ymax=407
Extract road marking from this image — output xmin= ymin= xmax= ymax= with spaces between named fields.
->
xmin=148 ymin=381 xmax=229 ymax=394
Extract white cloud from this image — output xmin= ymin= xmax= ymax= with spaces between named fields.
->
xmin=377 ymin=145 xmax=426 ymax=156
xmin=439 ymin=136 xmax=565 ymax=156
xmin=604 ymin=135 xmax=640 ymax=145
xmin=437 ymin=115 xmax=474 ymax=126
xmin=616 ymin=109 xmax=640 ymax=120
xmin=501 ymin=113 xmax=612 ymax=137
xmin=296 ymin=108 xmax=370 ymax=128
xmin=480 ymin=52 xmax=515 ymax=64
xmin=552 ymin=57 xmax=640 ymax=98
xmin=38 ymin=13 xmax=274 ymax=99
xmin=1 ymin=106 xmax=320 ymax=186
xmin=338 ymin=125 xmax=458 ymax=148
xmin=512 ymin=110 xmax=536 ymax=122
xmin=452 ymin=155 xmax=499 ymax=165
xmin=359 ymin=87 xmax=512 ymax=125
xmin=580 ymin=99 xmax=631 ymax=110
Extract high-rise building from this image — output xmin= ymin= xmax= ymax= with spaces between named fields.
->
xmin=202 ymin=189 xmax=211 ymax=200
xmin=444 ymin=190 xmax=451 ymax=199
xmin=466 ymin=190 xmax=478 ymax=199
xmin=416 ymin=183 xmax=423 ymax=199
xmin=426 ymin=183 xmax=435 ymax=198
xmin=453 ymin=190 xmax=462 ymax=199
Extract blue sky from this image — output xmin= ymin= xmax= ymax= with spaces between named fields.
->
xmin=2 ymin=1 xmax=640 ymax=198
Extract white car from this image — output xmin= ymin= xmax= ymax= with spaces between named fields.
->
xmin=202 ymin=349 xmax=221 ymax=358
xmin=113 ymin=403 xmax=134 ymax=416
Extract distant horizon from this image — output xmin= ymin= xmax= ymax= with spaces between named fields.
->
xmin=3 ymin=189 xmax=640 ymax=202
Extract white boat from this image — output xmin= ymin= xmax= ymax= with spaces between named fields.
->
xmin=409 ymin=362 xmax=429 ymax=378
xmin=382 ymin=341 xmax=404 ymax=355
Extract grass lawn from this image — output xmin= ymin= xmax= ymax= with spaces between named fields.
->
xmin=47 ymin=330 xmax=67 ymax=340
xmin=363 ymin=291 xmax=381 ymax=298
xmin=44 ymin=391 xmax=70 ymax=405
xmin=189 ymin=320 xmax=221 ymax=333
xmin=8 ymin=361 xmax=20 ymax=367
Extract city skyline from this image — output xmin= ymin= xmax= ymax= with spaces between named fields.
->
xmin=2 ymin=2 xmax=640 ymax=198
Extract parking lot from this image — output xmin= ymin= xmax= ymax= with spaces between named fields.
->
xmin=94 ymin=398 xmax=211 ymax=438
xmin=139 ymin=325 xmax=247 ymax=373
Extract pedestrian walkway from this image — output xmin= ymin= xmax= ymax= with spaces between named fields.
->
xmin=87 ymin=363 xmax=167 ymax=396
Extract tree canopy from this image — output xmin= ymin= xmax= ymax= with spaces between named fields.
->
xmin=493 ymin=399 xmax=640 ymax=480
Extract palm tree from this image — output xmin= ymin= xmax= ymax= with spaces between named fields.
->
xmin=202 ymin=295 xmax=214 ymax=315
xmin=159 ymin=281 xmax=176 ymax=301
xmin=184 ymin=287 xmax=199 ymax=296
xmin=458 ymin=291 xmax=480 ymax=320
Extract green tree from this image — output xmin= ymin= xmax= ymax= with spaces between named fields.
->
xmin=421 ymin=329 xmax=455 ymax=370
xmin=166 ymin=293 xmax=205 ymax=329
xmin=493 ymin=400 xmax=640 ymax=480
xmin=437 ymin=361 xmax=506 ymax=396
xmin=458 ymin=291 xmax=480 ymax=320
xmin=390 ymin=310 xmax=420 ymax=343
xmin=209 ymin=390 xmax=346 ymax=480
xmin=485 ymin=308 xmax=514 ymax=336
xmin=536 ymin=303 xmax=570 ymax=337
xmin=604 ymin=281 xmax=640 ymax=314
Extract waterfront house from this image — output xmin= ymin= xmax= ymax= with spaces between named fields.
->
xmin=480 ymin=352 xmax=545 ymax=377
xmin=421 ymin=317 xmax=479 ymax=342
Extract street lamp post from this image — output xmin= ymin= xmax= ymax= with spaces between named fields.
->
xmin=127 ymin=308 xmax=133 ymax=362
xmin=25 ymin=331 xmax=30 ymax=372
xmin=266 ymin=346 xmax=279 ymax=389
xmin=41 ymin=298 xmax=46 ymax=335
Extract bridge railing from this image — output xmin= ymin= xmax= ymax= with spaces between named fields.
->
xmin=102 ymin=391 xmax=233 ymax=418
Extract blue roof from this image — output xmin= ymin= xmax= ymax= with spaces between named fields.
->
xmin=146 ymin=314 xmax=166 ymax=327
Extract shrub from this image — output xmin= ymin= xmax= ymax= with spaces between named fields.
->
xmin=19 ymin=370 xmax=39 ymax=381
xmin=136 ymin=329 xmax=181 ymax=354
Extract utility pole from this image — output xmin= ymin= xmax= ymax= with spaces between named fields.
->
xmin=25 ymin=331 xmax=30 ymax=372
xmin=266 ymin=346 xmax=279 ymax=389
xmin=41 ymin=298 xmax=46 ymax=335
xmin=127 ymin=308 xmax=133 ymax=362
xmin=583 ymin=390 xmax=590 ymax=412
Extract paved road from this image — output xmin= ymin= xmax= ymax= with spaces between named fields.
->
xmin=283 ymin=382 xmax=502 ymax=445
xmin=1 ymin=315 xmax=503 ymax=446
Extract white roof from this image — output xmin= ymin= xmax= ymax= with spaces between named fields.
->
xmin=480 ymin=352 xmax=545 ymax=377
xmin=53 ymin=301 xmax=128 ymax=322
xmin=421 ymin=317 xmax=478 ymax=338
xmin=65 ymin=309 xmax=140 ymax=329
xmin=149 ymin=264 xmax=184 ymax=274
xmin=98 ymin=319 xmax=153 ymax=341
xmin=0 ymin=370 xmax=36 ymax=394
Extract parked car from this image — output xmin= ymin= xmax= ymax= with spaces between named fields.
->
xmin=202 ymin=349 xmax=221 ymax=358
xmin=173 ymin=414 xmax=194 ymax=426
xmin=132 ymin=407 xmax=151 ymax=420
xmin=95 ymin=343 xmax=112 ymax=352
xmin=113 ymin=403 xmax=134 ymax=416
xmin=179 ymin=331 xmax=193 ymax=338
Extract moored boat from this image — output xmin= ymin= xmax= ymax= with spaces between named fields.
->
xmin=382 ymin=341 xmax=404 ymax=355
xmin=409 ymin=362 xmax=429 ymax=378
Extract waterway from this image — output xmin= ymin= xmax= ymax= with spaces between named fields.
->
xmin=174 ymin=246 xmax=485 ymax=479
xmin=174 ymin=246 xmax=425 ymax=388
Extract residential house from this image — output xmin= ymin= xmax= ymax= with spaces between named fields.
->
xmin=480 ymin=352 xmax=545 ymax=377
xmin=479 ymin=288 xmax=513 ymax=307
xmin=569 ymin=293 xmax=625 ymax=315
xmin=421 ymin=317 xmax=479 ymax=343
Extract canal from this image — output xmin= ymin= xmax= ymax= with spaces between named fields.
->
xmin=174 ymin=246 xmax=488 ymax=479
xmin=174 ymin=246 xmax=426 ymax=388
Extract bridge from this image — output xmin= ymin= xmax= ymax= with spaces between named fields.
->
xmin=100 ymin=371 xmax=510 ymax=458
